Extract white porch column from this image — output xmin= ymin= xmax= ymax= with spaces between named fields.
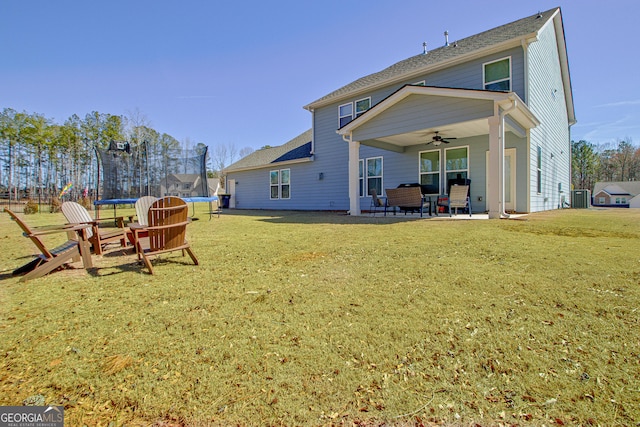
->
xmin=348 ymin=139 xmax=361 ymax=216
xmin=488 ymin=115 xmax=502 ymax=219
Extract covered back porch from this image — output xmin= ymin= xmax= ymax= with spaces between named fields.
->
xmin=337 ymin=85 xmax=539 ymax=218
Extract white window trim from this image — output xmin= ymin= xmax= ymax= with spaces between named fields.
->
xmin=365 ymin=156 xmax=383 ymax=197
xmin=483 ymin=56 xmax=511 ymax=91
xmin=355 ymin=97 xmax=371 ymax=118
xmin=444 ymin=146 xmax=470 ymax=189
xmin=418 ymin=149 xmax=441 ymax=193
xmin=338 ymin=102 xmax=353 ymax=128
xmin=339 ymin=97 xmax=371 ymax=127
xmin=270 ymin=169 xmax=291 ymax=200
xmin=358 ymin=159 xmax=365 ymax=198
xmin=536 ymin=146 xmax=542 ymax=194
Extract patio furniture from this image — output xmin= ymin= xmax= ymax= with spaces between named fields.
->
xmin=132 ymin=196 xmax=199 ymax=275
xmin=5 ymin=208 xmax=93 ymax=282
xmin=62 ymin=201 xmax=127 ymax=255
xmin=438 ymin=184 xmax=472 ymax=216
xmin=369 ymin=189 xmax=386 ymax=216
xmin=384 ymin=186 xmax=428 ymax=217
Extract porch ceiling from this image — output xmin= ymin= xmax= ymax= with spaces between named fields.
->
xmin=371 ymin=118 xmax=489 ymax=148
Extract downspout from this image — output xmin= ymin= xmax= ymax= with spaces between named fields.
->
xmin=499 ymin=99 xmax=517 ymax=218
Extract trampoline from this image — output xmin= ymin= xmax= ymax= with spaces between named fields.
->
xmin=93 ymin=141 xmax=219 ymax=219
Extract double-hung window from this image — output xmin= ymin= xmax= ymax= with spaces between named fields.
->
xmin=355 ymin=98 xmax=371 ymax=118
xmin=483 ymin=57 xmax=511 ymax=91
xmin=445 ymin=147 xmax=469 ymax=188
xmin=339 ymin=97 xmax=371 ymax=127
xmin=419 ymin=150 xmax=440 ymax=194
xmin=366 ymin=157 xmax=383 ymax=197
xmin=270 ymin=169 xmax=290 ymax=200
xmin=339 ymin=103 xmax=353 ymax=128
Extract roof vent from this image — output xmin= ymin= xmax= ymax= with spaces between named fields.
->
xmin=422 ymin=41 xmax=427 ymax=54
xmin=444 ymin=31 xmax=450 ymax=47
xmin=536 ymin=10 xmax=542 ymax=18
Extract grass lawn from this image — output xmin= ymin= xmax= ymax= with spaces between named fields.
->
xmin=0 ymin=207 xmax=638 ymax=426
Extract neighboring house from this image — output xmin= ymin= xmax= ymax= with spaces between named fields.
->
xmin=592 ymin=181 xmax=640 ymax=207
xmin=160 ymin=174 xmax=204 ymax=198
xmin=225 ymin=8 xmax=575 ymax=218
xmin=630 ymin=194 xmax=640 ymax=209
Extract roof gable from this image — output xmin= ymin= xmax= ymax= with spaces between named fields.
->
xmin=304 ymin=7 xmax=573 ymax=123
xmin=225 ymin=129 xmax=313 ymax=172
xmin=593 ymin=181 xmax=640 ymax=197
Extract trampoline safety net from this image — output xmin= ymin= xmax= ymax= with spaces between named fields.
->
xmin=95 ymin=141 xmax=209 ymax=200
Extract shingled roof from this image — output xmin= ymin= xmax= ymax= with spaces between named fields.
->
xmin=225 ymin=129 xmax=313 ymax=172
xmin=305 ymin=7 xmax=563 ymax=110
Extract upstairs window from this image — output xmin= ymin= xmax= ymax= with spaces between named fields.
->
xmin=338 ymin=97 xmax=371 ymax=127
xmin=355 ymin=97 xmax=371 ymax=118
xmin=339 ymin=103 xmax=353 ymax=127
xmin=484 ymin=57 xmax=511 ymax=91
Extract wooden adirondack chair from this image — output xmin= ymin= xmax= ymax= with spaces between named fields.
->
xmin=5 ymin=208 xmax=93 ymax=282
xmin=61 ymin=201 xmax=127 ymax=255
xmin=131 ymin=196 xmax=199 ymax=275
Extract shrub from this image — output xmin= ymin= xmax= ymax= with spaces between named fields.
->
xmin=50 ymin=197 xmax=62 ymax=213
xmin=80 ymin=196 xmax=93 ymax=210
xmin=23 ymin=199 xmax=39 ymax=214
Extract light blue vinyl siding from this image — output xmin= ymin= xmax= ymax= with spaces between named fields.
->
xmin=352 ymin=95 xmax=494 ymax=142
xmin=526 ymin=21 xmax=571 ymax=212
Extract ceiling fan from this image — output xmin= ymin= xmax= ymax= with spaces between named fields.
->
xmin=427 ymin=131 xmax=456 ymax=146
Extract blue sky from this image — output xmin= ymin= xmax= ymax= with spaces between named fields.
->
xmin=2 ymin=0 xmax=639 ymax=153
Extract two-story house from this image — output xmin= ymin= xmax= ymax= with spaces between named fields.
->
xmin=225 ymin=7 xmax=575 ymax=218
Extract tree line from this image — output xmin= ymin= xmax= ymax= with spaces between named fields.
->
xmin=572 ymin=139 xmax=639 ymax=191
xmin=0 ymin=107 xmax=252 ymax=204
xmin=2 ymin=105 xmax=636 ymax=204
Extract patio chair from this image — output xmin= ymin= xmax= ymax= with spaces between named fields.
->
xmin=442 ymin=184 xmax=472 ymax=216
xmin=369 ymin=189 xmax=386 ymax=216
xmin=135 ymin=196 xmax=159 ymax=226
xmin=132 ymin=196 xmax=199 ymax=275
xmin=4 ymin=208 xmax=93 ymax=282
xmin=61 ymin=201 xmax=127 ymax=255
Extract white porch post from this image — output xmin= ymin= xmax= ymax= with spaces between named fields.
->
xmin=348 ymin=138 xmax=361 ymax=216
xmin=488 ymin=115 xmax=502 ymax=219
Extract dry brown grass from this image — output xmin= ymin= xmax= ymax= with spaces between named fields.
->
xmin=0 ymin=207 xmax=638 ymax=426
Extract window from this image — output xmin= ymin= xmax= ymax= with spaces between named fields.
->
xmin=183 ymin=183 xmax=191 ymax=190
xmin=339 ymin=103 xmax=353 ymax=127
xmin=419 ymin=150 xmax=440 ymax=194
xmin=366 ymin=157 xmax=383 ymax=197
xmin=537 ymin=146 xmax=542 ymax=194
xmin=339 ymin=97 xmax=371 ymax=127
xmin=598 ymin=197 xmax=605 ymax=205
xmin=615 ymin=197 xmax=627 ymax=204
xmin=270 ymin=169 xmax=290 ymax=200
xmin=445 ymin=147 xmax=469 ymax=188
xmin=355 ymin=97 xmax=371 ymax=118
xmin=484 ymin=57 xmax=511 ymax=91
xmin=359 ymin=159 xmax=365 ymax=197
